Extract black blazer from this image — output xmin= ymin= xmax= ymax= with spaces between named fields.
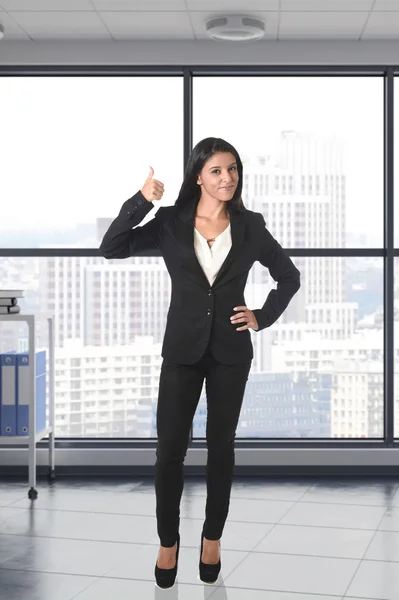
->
xmin=99 ymin=191 xmax=301 ymax=365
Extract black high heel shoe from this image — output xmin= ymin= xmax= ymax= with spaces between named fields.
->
xmin=199 ymin=530 xmax=221 ymax=584
xmin=154 ymin=533 xmax=180 ymax=589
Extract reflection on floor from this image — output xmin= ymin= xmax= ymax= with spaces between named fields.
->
xmin=0 ymin=475 xmax=398 ymax=599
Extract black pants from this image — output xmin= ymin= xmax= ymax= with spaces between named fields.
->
xmin=155 ymin=345 xmax=252 ymax=547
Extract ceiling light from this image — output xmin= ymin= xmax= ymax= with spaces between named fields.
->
xmin=205 ymin=16 xmax=265 ymax=42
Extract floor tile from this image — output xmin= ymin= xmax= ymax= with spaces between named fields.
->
xmin=280 ymin=501 xmax=386 ymax=530
xmin=0 ymin=507 xmax=27 ymax=526
xmin=364 ymin=530 xmax=399 ymax=562
xmin=378 ymin=507 xmax=399 ymax=532
xmin=215 ymin=521 xmax=274 ymax=552
xmin=254 ymin=523 xmax=374 ymax=559
xmin=224 ymin=552 xmax=359 ymax=596
xmin=0 ymin=489 xmax=30 ymax=506
xmin=73 ymin=577 xmax=218 ymax=599
xmin=0 ymin=507 xmax=157 ymax=544
xmin=0 ymin=533 xmax=37 ymax=565
xmin=0 ymin=569 xmax=96 ymax=600
xmin=301 ymin=481 xmax=398 ymax=507
xmin=226 ymin=497 xmax=295 ymax=524
xmin=230 ymin=480 xmax=313 ymax=502
xmin=0 ymin=536 xmax=147 ymax=577
xmin=11 ymin=488 xmax=156 ymax=516
xmin=383 ymin=485 xmax=399 ymax=507
xmin=345 ymin=559 xmax=399 ymax=598
xmin=212 ymin=590 xmax=341 ymax=600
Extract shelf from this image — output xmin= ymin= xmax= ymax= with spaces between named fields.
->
xmin=0 ymin=314 xmax=55 ymax=496
xmin=0 ymin=427 xmax=53 ymax=445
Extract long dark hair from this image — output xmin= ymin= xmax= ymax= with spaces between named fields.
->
xmin=174 ymin=137 xmax=246 ymax=214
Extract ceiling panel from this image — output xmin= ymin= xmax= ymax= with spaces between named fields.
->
xmin=0 ymin=9 xmax=29 ymax=38
xmin=1 ymin=0 xmax=399 ymax=42
xmin=363 ymin=10 xmax=399 ymax=38
xmin=100 ymin=10 xmax=193 ymax=40
xmin=0 ymin=0 xmax=93 ymax=9
xmin=93 ymin=0 xmax=187 ymax=10
xmin=279 ymin=11 xmax=368 ymax=39
xmin=190 ymin=10 xmax=279 ymax=39
xmin=7 ymin=11 xmax=111 ymax=39
xmin=281 ymin=0 xmax=374 ymax=10
xmin=186 ymin=0 xmax=279 ymax=10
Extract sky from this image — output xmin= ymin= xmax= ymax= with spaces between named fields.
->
xmin=0 ymin=75 xmax=390 ymax=246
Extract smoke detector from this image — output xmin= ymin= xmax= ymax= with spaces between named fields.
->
xmin=205 ymin=15 xmax=265 ymax=42
xmin=0 ymin=24 xmax=4 ymax=40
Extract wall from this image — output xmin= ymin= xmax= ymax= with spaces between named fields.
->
xmin=1 ymin=39 xmax=399 ymax=66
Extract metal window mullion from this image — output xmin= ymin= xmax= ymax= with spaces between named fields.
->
xmin=183 ymin=67 xmax=195 ymax=443
xmin=384 ymin=67 xmax=395 ymax=445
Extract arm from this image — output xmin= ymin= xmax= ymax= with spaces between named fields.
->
xmin=99 ymin=190 xmax=163 ymax=259
xmin=252 ymin=214 xmax=301 ymax=332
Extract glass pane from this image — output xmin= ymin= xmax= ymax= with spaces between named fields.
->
xmin=0 ymin=254 xmax=171 ymax=438
xmin=0 ymin=76 xmax=183 ymax=248
xmin=193 ymin=258 xmax=383 ymax=439
xmin=0 ymin=254 xmax=383 ymax=440
xmin=193 ymin=76 xmax=383 ymax=248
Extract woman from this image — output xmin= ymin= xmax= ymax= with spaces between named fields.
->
xmin=99 ymin=137 xmax=301 ymax=589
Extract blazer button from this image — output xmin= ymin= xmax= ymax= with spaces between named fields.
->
xmin=207 ymin=308 xmax=211 ymax=315
xmin=138 ymin=198 xmax=143 ymax=205
xmin=208 ymin=289 xmax=212 ymax=295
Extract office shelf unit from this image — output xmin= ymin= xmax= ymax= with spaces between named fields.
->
xmin=0 ymin=314 xmax=55 ymax=499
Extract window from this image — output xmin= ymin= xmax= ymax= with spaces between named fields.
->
xmin=0 ymin=75 xmax=181 ymax=439
xmin=0 ymin=73 xmax=389 ymax=442
xmin=0 ymin=76 xmax=183 ymax=248
xmin=193 ymin=77 xmax=383 ymax=249
xmin=192 ymin=75 xmax=383 ymax=438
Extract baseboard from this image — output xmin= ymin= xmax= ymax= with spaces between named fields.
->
xmin=0 ymin=464 xmax=399 ymax=479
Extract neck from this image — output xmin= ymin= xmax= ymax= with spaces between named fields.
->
xmin=195 ymin=197 xmax=229 ymax=221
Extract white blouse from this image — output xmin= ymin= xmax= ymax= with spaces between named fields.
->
xmin=193 ymin=223 xmax=232 ymax=286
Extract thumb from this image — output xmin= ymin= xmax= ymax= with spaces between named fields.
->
xmin=146 ymin=166 xmax=154 ymax=181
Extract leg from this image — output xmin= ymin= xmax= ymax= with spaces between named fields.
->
xmin=203 ymin=358 xmax=252 ymax=541
xmin=28 ymin=317 xmax=38 ymax=500
xmin=155 ymin=359 xmax=205 ymax=547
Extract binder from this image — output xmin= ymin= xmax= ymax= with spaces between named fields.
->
xmin=0 ymin=352 xmax=17 ymax=436
xmin=16 ymin=350 xmax=46 ymax=436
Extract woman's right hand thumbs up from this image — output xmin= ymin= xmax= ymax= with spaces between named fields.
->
xmin=140 ymin=166 xmax=165 ymax=202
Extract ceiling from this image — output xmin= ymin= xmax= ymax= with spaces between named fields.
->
xmin=0 ymin=0 xmax=399 ymax=42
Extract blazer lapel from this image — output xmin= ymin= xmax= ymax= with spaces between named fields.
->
xmin=176 ymin=199 xmax=246 ymax=290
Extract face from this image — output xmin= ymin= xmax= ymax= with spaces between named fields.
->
xmin=197 ymin=152 xmax=239 ymax=202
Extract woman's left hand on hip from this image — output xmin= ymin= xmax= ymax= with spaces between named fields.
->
xmin=230 ymin=306 xmax=259 ymax=332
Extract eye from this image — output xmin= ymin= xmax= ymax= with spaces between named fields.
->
xmin=211 ymin=166 xmax=236 ymax=174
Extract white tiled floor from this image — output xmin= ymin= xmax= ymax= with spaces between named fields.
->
xmin=0 ymin=476 xmax=398 ymax=599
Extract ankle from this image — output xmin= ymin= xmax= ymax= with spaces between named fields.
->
xmin=160 ymin=542 xmax=177 ymax=551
